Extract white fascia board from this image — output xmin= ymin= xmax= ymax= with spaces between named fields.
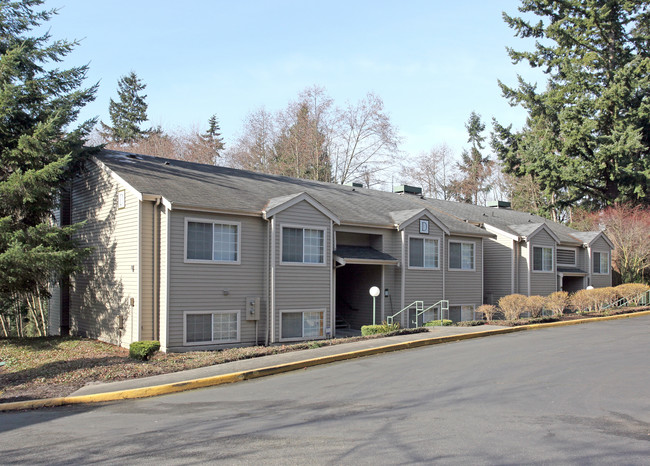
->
xmin=525 ymin=223 xmax=561 ymax=244
xmin=263 ymin=192 xmax=340 ymax=224
xmin=484 ymin=223 xmax=520 ymax=241
xmin=91 ymin=157 xmax=143 ymax=201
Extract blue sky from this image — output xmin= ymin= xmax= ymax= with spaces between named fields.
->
xmin=43 ymin=0 xmax=542 ymax=159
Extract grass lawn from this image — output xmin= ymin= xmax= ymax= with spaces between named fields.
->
xmin=0 ymin=329 xmax=427 ymax=403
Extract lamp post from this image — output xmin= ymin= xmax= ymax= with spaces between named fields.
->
xmin=369 ymin=286 xmax=380 ymax=325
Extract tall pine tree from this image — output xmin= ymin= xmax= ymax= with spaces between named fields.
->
xmin=0 ymin=0 xmax=96 ymax=336
xmin=493 ymin=0 xmax=650 ymax=211
xmin=452 ymin=112 xmax=493 ymax=204
xmin=100 ymin=71 xmax=150 ymax=144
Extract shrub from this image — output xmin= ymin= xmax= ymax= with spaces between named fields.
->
xmin=525 ymin=295 xmax=547 ymax=318
xmin=129 ymin=340 xmax=160 ymax=361
xmin=424 ymin=319 xmax=453 ymax=327
xmin=546 ymin=291 xmax=569 ymax=316
xmin=498 ymin=294 xmax=527 ymax=321
xmin=476 ymin=304 xmax=498 ymax=322
xmin=615 ymin=283 xmax=650 ymax=305
xmin=361 ymin=322 xmax=400 ymax=336
xmin=455 ymin=320 xmax=485 ymax=327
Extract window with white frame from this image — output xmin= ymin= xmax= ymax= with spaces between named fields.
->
xmin=186 ymin=219 xmax=239 ymax=263
xmin=449 ymin=241 xmax=474 ymax=270
xmin=593 ymin=251 xmax=609 ymax=274
xmin=409 ymin=237 xmax=439 ymax=269
xmin=281 ymin=310 xmax=324 ymax=339
xmin=185 ymin=311 xmax=239 ymax=344
xmin=281 ymin=227 xmax=325 ymax=264
xmin=533 ymin=246 xmax=553 ymax=272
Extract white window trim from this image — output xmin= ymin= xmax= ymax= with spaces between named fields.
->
xmin=279 ymin=224 xmax=327 ymax=267
xmin=556 ymin=247 xmax=577 ymax=266
xmin=117 ymin=189 xmax=126 ymax=209
xmin=448 ymin=240 xmax=476 ymax=271
xmin=183 ymin=310 xmax=241 ymax=346
xmin=184 ymin=217 xmax=241 ymax=265
xmin=593 ymin=251 xmax=610 ymax=275
xmin=532 ymin=245 xmax=554 ymax=273
xmin=407 ymin=234 xmax=441 ymax=270
xmin=279 ymin=309 xmax=326 ymax=342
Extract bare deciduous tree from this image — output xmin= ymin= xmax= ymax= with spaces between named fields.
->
xmin=400 ymin=143 xmax=457 ymax=199
xmin=225 ymin=107 xmax=277 ymax=173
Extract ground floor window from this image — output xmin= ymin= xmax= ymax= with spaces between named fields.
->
xmin=281 ymin=310 xmax=324 ymax=340
xmin=185 ymin=311 xmax=240 ymax=344
xmin=448 ymin=305 xmax=475 ymax=322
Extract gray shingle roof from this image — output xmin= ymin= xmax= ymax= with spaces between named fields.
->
xmin=94 ymin=150 xmax=492 ymax=237
xmin=333 ymin=246 xmax=398 ymax=263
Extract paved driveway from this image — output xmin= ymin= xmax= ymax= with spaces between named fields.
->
xmin=1 ymin=316 xmax=649 ymax=464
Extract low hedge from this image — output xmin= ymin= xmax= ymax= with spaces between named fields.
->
xmin=455 ymin=320 xmax=485 ymax=327
xmin=361 ymin=322 xmax=400 ymax=336
xmin=129 ymin=340 xmax=161 ymax=361
xmin=424 ymin=319 xmax=453 ymax=327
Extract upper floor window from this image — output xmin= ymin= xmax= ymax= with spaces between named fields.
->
xmin=593 ymin=251 xmax=609 ymax=274
xmin=186 ymin=219 xmax=240 ymax=263
xmin=282 ymin=227 xmax=325 ymax=264
xmin=556 ymin=248 xmax=576 ymax=266
xmin=449 ymin=241 xmax=474 ymax=270
xmin=409 ymin=237 xmax=439 ymax=269
xmin=533 ymin=246 xmax=553 ymax=272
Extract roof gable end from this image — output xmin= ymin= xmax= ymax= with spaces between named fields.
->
xmin=263 ymin=192 xmax=340 ymax=224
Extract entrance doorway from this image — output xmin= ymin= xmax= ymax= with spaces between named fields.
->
xmin=336 ymin=264 xmax=382 ymax=330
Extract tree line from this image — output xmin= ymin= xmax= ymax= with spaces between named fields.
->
xmin=1 ymin=0 xmax=649 ymax=337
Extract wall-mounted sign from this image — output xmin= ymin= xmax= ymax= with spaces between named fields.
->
xmin=419 ymin=219 xmax=429 ymax=234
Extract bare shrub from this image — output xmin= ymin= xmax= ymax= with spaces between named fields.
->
xmin=570 ymin=289 xmax=592 ymax=313
xmin=546 ymin=291 xmax=569 ymax=316
xmin=498 ymin=294 xmax=528 ymax=321
xmin=525 ymin=295 xmax=547 ymax=318
xmin=615 ymin=283 xmax=650 ymax=305
xmin=476 ymin=304 xmax=498 ymax=322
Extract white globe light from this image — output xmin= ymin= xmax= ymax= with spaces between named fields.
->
xmin=369 ymin=286 xmax=380 ymax=297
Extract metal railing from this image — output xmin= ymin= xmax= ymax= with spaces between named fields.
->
xmin=386 ymin=301 xmax=423 ymax=326
xmin=601 ymin=289 xmax=650 ymax=311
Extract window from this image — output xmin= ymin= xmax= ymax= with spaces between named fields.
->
xmin=448 ymin=305 xmax=475 ymax=322
xmin=117 ymin=190 xmax=126 ymax=209
xmin=557 ymin=248 xmax=576 ymax=266
xmin=533 ymin=246 xmax=553 ymax=272
xmin=449 ymin=241 xmax=474 ymax=270
xmin=281 ymin=227 xmax=325 ymax=264
xmin=409 ymin=237 xmax=439 ymax=269
xmin=185 ymin=311 xmax=239 ymax=344
xmin=281 ymin=310 xmax=324 ymax=340
xmin=593 ymin=252 xmax=609 ymax=274
xmin=185 ymin=219 xmax=240 ymax=263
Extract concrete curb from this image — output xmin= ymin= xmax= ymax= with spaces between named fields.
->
xmin=2 ymin=310 xmax=649 ymax=412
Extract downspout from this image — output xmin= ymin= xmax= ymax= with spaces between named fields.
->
xmin=270 ymin=217 xmax=276 ymax=344
xmin=527 ymin=241 xmax=532 ymax=296
xmin=511 ymin=239 xmax=516 ymax=294
xmin=152 ymin=197 xmax=161 ymax=341
xmin=400 ymin=229 xmax=405 ymax=327
xmin=264 ymin=218 xmax=271 ymax=346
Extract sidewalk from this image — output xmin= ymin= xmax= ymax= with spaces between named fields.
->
xmin=71 ymin=325 xmax=506 ymax=397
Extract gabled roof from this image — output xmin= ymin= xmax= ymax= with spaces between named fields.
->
xmin=92 ymin=150 xmax=492 ymax=237
xmin=509 ymin=223 xmax=561 ymax=244
xmin=571 ymin=231 xmax=615 ymax=249
xmin=263 ymin=192 xmax=340 ymax=224
xmin=389 ymin=208 xmax=450 ymax=235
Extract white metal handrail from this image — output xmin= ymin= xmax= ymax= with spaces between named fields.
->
xmin=414 ymin=300 xmax=449 ymax=326
xmin=386 ymin=301 xmax=423 ymax=326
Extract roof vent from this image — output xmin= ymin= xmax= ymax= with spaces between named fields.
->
xmin=126 ymin=154 xmax=137 ymax=159
xmin=344 ymin=182 xmax=364 ymax=188
xmin=393 ymin=185 xmax=422 ymax=195
xmin=487 ymin=200 xmax=511 ymax=209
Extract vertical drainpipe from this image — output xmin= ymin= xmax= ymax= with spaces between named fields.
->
xmin=400 ymin=229 xmax=405 ymax=327
xmin=330 ymin=221 xmax=335 ymax=337
xmin=587 ymin=245 xmax=592 ymax=287
xmin=270 ymin=217 xmax=276 ymax=344
xmin=481 ymin=237 xmax=484 ymax=305
xmin=264 ymin=219 xmax=270 ymax=346
xmin=511 ymin=239 xmax=516 ymax=294
xmin=527 ymin=240 xmax=532 ymax=296
xmin=152 ymin=197 xmax=161 ymax=341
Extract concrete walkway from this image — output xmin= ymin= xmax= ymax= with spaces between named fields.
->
xmin=71 ymin=325 xmax=506 ymax=397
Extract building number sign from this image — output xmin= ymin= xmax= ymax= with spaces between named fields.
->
xmin=419 ymin=219 xmax=429 ymax=234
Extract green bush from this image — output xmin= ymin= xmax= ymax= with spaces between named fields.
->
xmin=424 ymin=319 xmax=453 ymax=327
xmin=129 ymin=340 xmax=160 ymax=361
xmin=361 ymin=322 xmax=400 ymax=335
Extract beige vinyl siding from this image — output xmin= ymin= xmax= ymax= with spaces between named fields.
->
xmin=483 ymin=234 xmax=513 ymax=304
xmin=70 ymin=163 xmax=139 ymax=348
xmin=591 ymin=236 xmax=612 ymax=288
xmin=382 ymin=229 xmax=403 ymax=322
xmin=403 ymin=217 xmax=444 ymax=326
xmin=517 ymin=242 xmax=529 ymax=295
xmin=274 ymin=201 xmax=331 ymax=341
xmin=140 ymin=201 xmax=154 ymax=340
xmin=445 ymin=235 xmax=483 ymax=308
xmin=575 ymin=247 xmax=588 ymax=271
xmin=166 ymin=210 xmax=266 ymax=351
xmin=159 ymin=206 xmax=169 ymax=350
xmin=529 ymin=230 xmax=557 ymax=296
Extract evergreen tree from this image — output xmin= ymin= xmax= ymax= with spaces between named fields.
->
xmin=493 ymin=0 xmax=650 ymax=211
xmin=100 ymin=71 xmax=150 ymax=144
xmin=452 ymin=112 xmax=493 ymax=204
xmin=0 ymin=0 xmax=96 ymax=336
xmin=202 ymin=114 xmax=225 ymax=160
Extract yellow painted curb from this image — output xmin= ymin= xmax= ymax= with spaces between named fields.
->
xmin=2 ymin=309 xmax=649 ymax=413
